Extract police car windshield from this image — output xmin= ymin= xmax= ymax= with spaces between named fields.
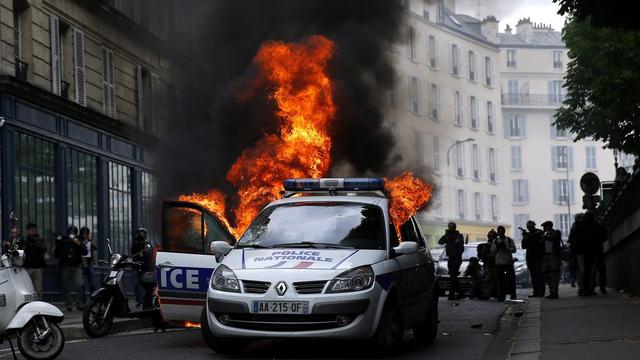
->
xmin=237 ymin=202 xmax=386 ymax=250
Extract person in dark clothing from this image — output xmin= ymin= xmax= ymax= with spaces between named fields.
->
xmin=131 ymin=227 xmax=153 ymax=307
xmin=583 ymin=212 xmax=608 ymax=296
xmin=463 ymin=257 xmax=483 ymax=299
xmin=79 ymin=227 xmax=98 ymax=302
xmin=491 ymin=226 xmax=517 ymax=301
xmin=568 ymin=214 xmax=586 ymax=293
xmin=3 ymin=226 xmax=23 ymax=254
xmin=521 ymin=220 xmax=545 ymax=297
xmin=438 ymin=222 xmax=465 ymax=300
xmin=541 ymin=221 xmax=562 ymax=299
xmin=55 ymin=225 xmax=88 ymax=311
xmin=478 ymin=229 xmax=498 ymax=299
xmin=22 ymin=223 xmax=47 ymax=299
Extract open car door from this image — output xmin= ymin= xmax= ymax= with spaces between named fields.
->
xmin=156 ymin=201 xmax=235 ymax=322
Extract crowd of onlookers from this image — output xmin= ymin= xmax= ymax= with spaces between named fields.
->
xmin=438 ymin=213 xmax=607 ymax=301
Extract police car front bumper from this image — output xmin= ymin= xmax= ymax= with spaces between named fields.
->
xmin=206 ymin=285 xmax=384 ymax=339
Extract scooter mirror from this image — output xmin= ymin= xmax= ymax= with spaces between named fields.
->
xmin=210 ymin=241 xmax=233 ymax=262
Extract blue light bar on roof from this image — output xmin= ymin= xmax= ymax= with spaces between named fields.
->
xmin=283 ymin=178 xmax=385 ymax=191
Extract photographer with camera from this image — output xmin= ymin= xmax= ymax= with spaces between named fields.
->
xmin=55 ymin=225 xmax=88 ymax=311
xmin=541 ymin=221 xmax=562 ymax=299
xmin=491 ymin=225 xmax=517 ymax=301
xmin=521 ymin=220 xmax=545 ymax=297
xmin=438 ymin=222 xmax=465 ymax=301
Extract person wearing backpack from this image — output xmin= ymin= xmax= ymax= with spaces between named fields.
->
xmin=55 ymin=225 xmax=88 ymax=311
xmin=438 ymin=222 xmax=465 ymax=300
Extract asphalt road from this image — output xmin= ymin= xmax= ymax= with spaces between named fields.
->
xmin=1 ymin=298 xmax=513 ymax=360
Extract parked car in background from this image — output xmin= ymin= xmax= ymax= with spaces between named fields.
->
xmin=429 ymin=248 xmax=444 ymax=263
xmin=514 ymin=249 xmax=531 ymax=288
xmin=435 ymin=244 xmax=479 ymax=297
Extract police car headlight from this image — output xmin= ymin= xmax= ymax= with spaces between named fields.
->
xmin=327 ymin=266 xmax=374 ymax=293
xmin=110 ymin=254 xmax=122 ymax=267
xmin=211 ymin=264 xmax=240 ymax=293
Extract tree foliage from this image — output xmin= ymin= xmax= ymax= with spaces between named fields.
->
xmin=554 ymin=19 xmax=640 ymax=156
xmin=553 ymin=0 xmax=637 ymax=30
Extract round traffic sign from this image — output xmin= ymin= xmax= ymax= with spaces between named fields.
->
xmin=580 ymin=172 xmax=600 ymax=195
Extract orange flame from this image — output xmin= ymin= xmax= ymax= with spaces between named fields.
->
xmin=178 ymin=321 xmax=201 ymax=329
xmin=178 ymin=190 xmax=239 ymax=239
xmin=177 ymin=36 xmax=431 ymax=239
xmin=384 ymin=172 xmax=433 ymax=237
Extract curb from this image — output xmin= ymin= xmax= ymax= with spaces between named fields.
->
xmin=61 ymin=318 xmax=153 ymax=341
xmin=508 ymin=297 xmax=542 ymax=360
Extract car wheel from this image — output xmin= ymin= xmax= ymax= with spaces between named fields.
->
xmin=200 ymin=307 xmax=246 ymax=354
xmin=374 ymin=305 xmax=403 ymax=352
xmin=413 ymin=292 xmax=438 ymax=344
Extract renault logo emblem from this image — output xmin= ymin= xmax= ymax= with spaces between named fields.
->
xmin=275 ymin=281 xmax=287 ymax=296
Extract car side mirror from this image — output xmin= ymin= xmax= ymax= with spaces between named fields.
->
xmin=393 ymin=241 xmax=418 ymax=256
xmin=210 ymin=241 xmax=233 ymax=262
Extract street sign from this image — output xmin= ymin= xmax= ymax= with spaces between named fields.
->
xmin=580 ymin=172 xmax=600 ymax=195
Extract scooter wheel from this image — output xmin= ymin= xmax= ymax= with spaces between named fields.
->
xmin=82 ymin=297 xmax=114 ymax=338
xmin=18 ymin=320 xmax=65 ymax=360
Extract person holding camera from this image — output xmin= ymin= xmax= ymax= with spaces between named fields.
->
xmin=491 ymin=225 xmax=517 ymax=301
xmin=22 ymin=223 xmax=47 ymax=300
xmin=55 ymin=225 xmax=88 ymax=311
xmin=541 ymin=221 xmax=562 ymax=299
xmin=438 ymin=222 xmax=465 ymax=300
xmin=521 ymin=220 xmax=545 ymax=297
xmin=478 ymin=229 xmax=498 ymax=299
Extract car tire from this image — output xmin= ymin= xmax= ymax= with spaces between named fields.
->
xmin=374 ymin=304 xmax=403 ymax=353
xmin=200 ymin=307 xmax=246 ymax=354
xmin=413 ymin=292 xmax=438 ymax=344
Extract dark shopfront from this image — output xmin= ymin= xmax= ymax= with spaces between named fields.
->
xmin=0 ymin=78 xmax=158 ymax=301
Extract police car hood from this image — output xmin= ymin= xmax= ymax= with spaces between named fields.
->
xmin=224 ymin=248 xmax=385 ymax=270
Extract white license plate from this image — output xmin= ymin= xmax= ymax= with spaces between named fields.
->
xmin=251 ymin=301 xmax=309 ymax=314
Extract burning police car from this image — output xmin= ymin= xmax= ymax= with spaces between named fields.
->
xmin=199 ymin=178 xmax=439 ymax=353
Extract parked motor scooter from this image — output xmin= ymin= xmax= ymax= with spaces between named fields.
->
xmin=82 ymin=239 xmax=163 ymax=338
xmin=0 ymin=213 xmax=65 ymax=360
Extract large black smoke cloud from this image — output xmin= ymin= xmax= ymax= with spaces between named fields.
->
xmin=158 ymin=0 xmax=405 ymax=199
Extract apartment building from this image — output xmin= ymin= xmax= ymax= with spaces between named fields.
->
xmin=497 ymin=18 xmax=616 ymax=240
xmin=0 ymin=0 xmax=185 ymax=297
xmin=393 ymin=0 xmax=511 ymax=243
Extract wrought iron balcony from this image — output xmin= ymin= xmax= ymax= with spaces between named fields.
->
xmin=501 ymin=93 xmax=566 ymax=106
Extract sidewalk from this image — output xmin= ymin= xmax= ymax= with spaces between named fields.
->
xmin=508 ymin=285 xmax=640 ymax=360
xmin=53 ymin=302 xmax=152 ymax=340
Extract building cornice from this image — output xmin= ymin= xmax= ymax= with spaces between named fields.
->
xmin=407 ymin=12 xmax=500 ymax=52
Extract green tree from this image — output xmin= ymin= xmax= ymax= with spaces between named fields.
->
xmin=554 ymin=19 xmax=640 ymax=156
xmin=553 ymin=0 xmax=637 ymax=30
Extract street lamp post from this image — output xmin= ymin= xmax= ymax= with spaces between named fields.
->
xmin=446 ymin=137 xmax=475 ymax=169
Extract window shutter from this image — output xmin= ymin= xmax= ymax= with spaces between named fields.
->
xmin=569 ymin=180 xmax=576 ymax=204
xmin=494 ymin=148 xmax=500 ymax=182
xmin=436 ymin=85 xmax=441 ymax=118
xmin=102 ymin=47 xmax=116 ymax=118
xmin=434 ymin=38 xmax=439 ymax=67
xmin=568 ymin=147 xmax=574 ymax=170
xmin=522 ymin=116 xmax=527 ymax=138
xmin=550 ymin=117 xmax=556 ymax=138
xmin=150 ymin=73 xmax=160 ymax=135
xmin=73 ymin=28 xmax=86 ymax=106
xmin=50 ymin=15 xmax=62 ymax=96
xmin=512 ymin=180 xmax=517 ymax=203
xmin=448 ymin=44 xmax=453 ymax=74
xmin=489 ymin=57 xmax=494 ymax=85
xmin=136 ymin=65 xmax=144 ymax=128
xmin=547 ymin=81 xmax=553 ymax=104
xmin=554 ymin=214 xmax=560 ymax=230
xmin=524 ymin=180 xmax=529 ymax=203
xmin=551 ymin=146 xmax=558 ymax=170
xmin=504 ymin=115 xmax=509 ymax=138
xmin=552 ymin=180 xmax=559 ymax=204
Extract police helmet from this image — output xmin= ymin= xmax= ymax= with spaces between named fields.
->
xmin=67 ymin=225 xmax=79 ymax=236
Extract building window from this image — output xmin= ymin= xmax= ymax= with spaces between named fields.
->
xmin=474 ymin=192 xmax=483 ymax=221
xmin=468 ymin=50 xmax=476 ymax=80
xmin=488 ymin=147 xmax=497 ymax=182
xmin=554 ymin=214 xmax=571 ymax=239
xmin=410 ymin=76 xmax=419 ymax=113
xmin=507 ymin=80 xmax=518 ymax=95
xmin=451 ymin=43 xmax=459 ymax=76
xmin=507 ymin=49 xmax=516 ymax=67
xmin=50 ymin=15 xmax=71 ymax=98
xmin=141 ymin=172 xmax=157 ymax=243
xmin=102 ymin=47 xmax=116 ymax=118
xmin=586 ymin=146 xmax=597 ymax=170
xmin=453 ymin=91 xmax=463 ymax=126
xmin=484 ymin=56 xmax=493 ymax=86
xmin=487 ymin=101 xmax=494 ymax=134
xmin=72 ymin=29 xmax=86 ymax=106
xmin=552 ymin=146 xmax=574 ymax=170
xmin=490 ymin=194 xmax=499 ymax=222
xmin=553 ymin=179 xmax=575 ymax=204
xmin=137 ymin=66 xmax=162 ymax=135
xmin=470 ymin=96 xmax=478 ymax=129
xmin=428 ymin=83 xmax=440 ymax=120
xmin=506 ymin=114 xmax=526 ymax=138
xmin=512 ymin=179 xmax=529 ymax=204
xmin=472 ymin=144 xmax=480 ymax=180
xmin=433 ymin=136 xmax=441 ymax=173
xmin=13 ymin=0 xmax=29 ymax=80
xmin=513 ymin=214 xmax=529 ymax=240
xmin=511 ymin=145 xmax=522 ymax=171
xmin=548 ymin=80 xmax=564 ymax=104
xmin=428 ymin=35 xmax=437 ymax=68
xmin=14 ymin=132 xmax=57 ymax=256
xmin=409 ymin=26 xmax=416 ymax=61
xmin=455 ymin=142 xmax=465 ymax=177
xmin=457 ymin=189 xmax=466 ymax=219
xmin=414 ymin=129 xmax=424 ymax=166
xmin=551 ymin=117 xmax=569 ymax=139
xmin=434 ymin=192 xmax=443 ymax=217
xmin=67 ymin=148 xmax=98 ymax=241
xmin=108 ymin=162 xmax=132 ymax=256
xmin=553 ymin=50 xmax=563 ymax=69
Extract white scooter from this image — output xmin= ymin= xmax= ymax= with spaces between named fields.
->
xmin=0 ymin=239 xmax=65 ymax=360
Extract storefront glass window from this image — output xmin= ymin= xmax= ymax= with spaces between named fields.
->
xmin=14 ymin=132 xmax=56 ymax=256
xmin=108 ymin=162 xmax=131 ymax=255
xmin=67 ymin=148 xmax=98 ymax=240
xmin=141 ymin=171 xmax=157 ymax=244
